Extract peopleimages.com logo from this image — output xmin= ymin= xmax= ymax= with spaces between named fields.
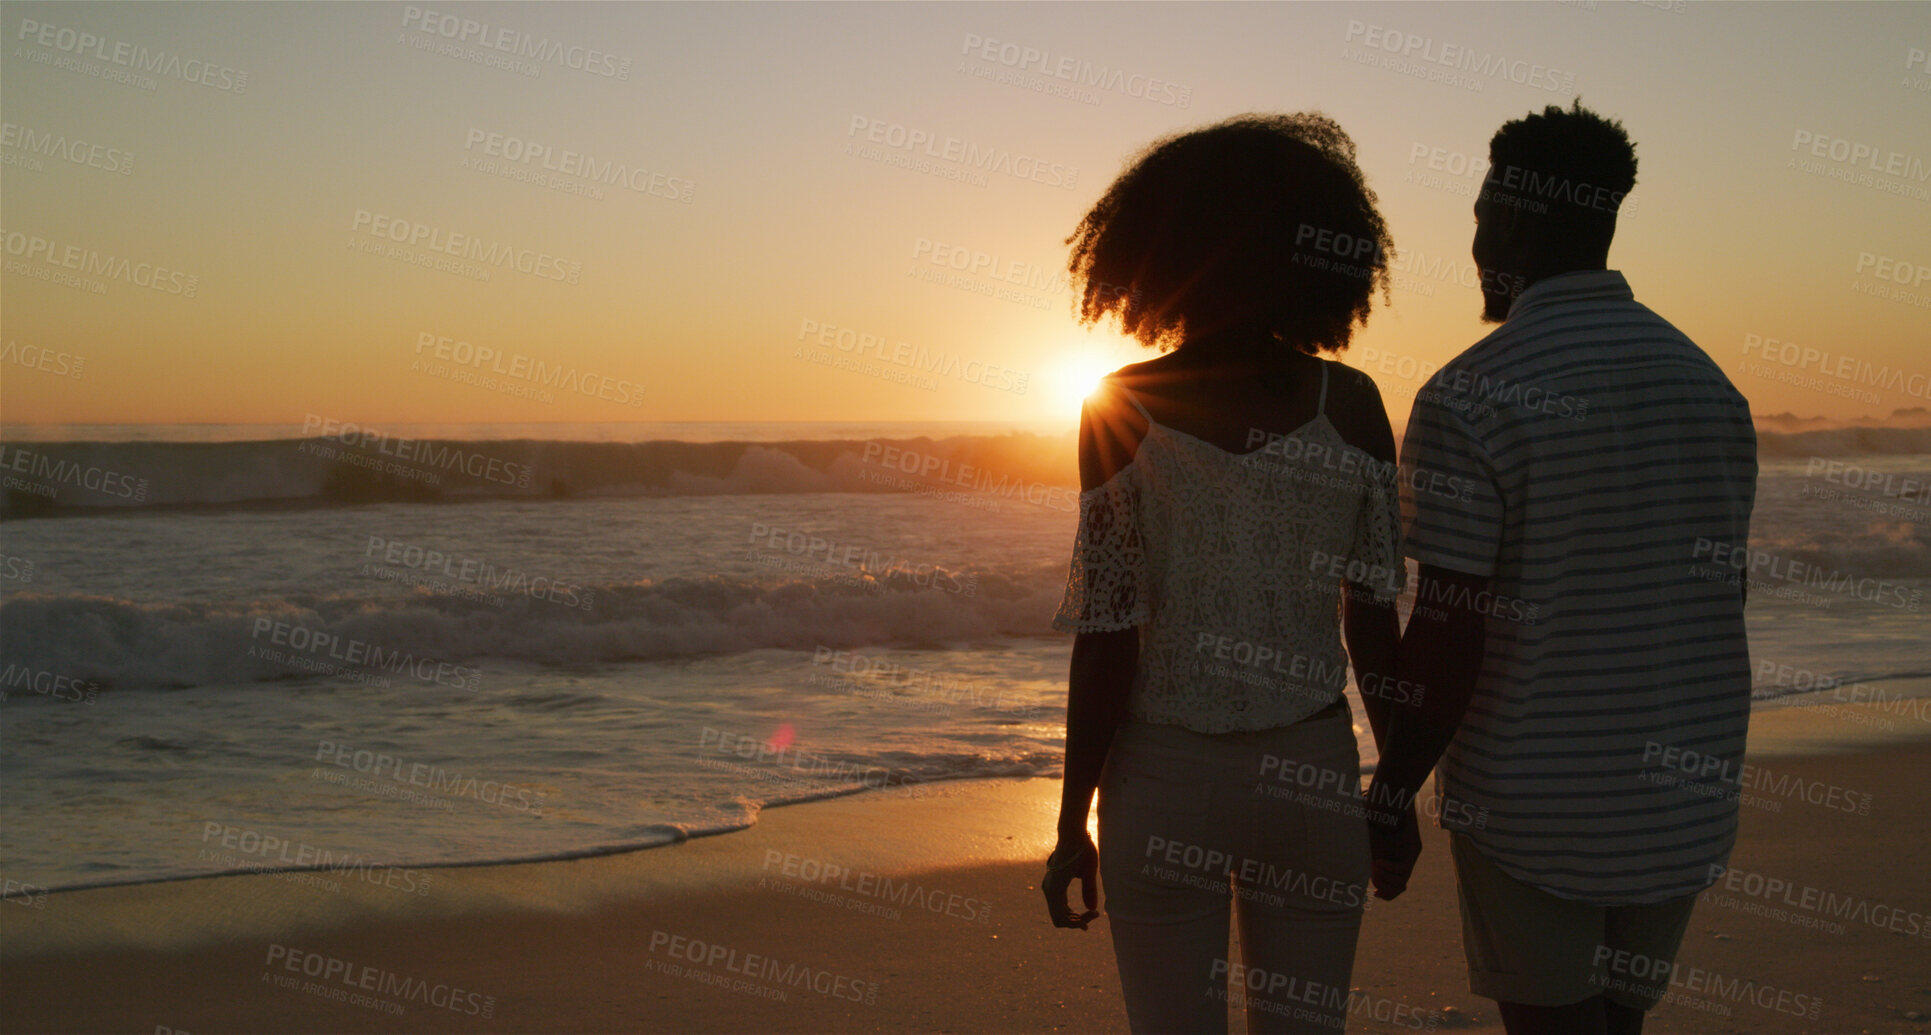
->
xmin=0 ymin=227 xmax=198 ymax=296
xmin=400 ymin=5 xmax=630 ymax=79
xmin=14 ymin=17 xmax=249 ymax=92
xmin=846 ymin=116 xmax=1078 ymax=190
xmin=300 ymin=414 xmax=534 ymax=489
xmin=348 ymin=210 xmax=582 ymax=284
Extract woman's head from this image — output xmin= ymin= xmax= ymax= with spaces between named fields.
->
xmin=1066 ymin=113 xmax=1392 ymax=355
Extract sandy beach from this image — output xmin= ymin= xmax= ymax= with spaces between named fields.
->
xmin=5 ymin=695 xmax=1928 ymax=1035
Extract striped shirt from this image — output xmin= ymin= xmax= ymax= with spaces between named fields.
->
xmin=1400 ymin=270 xmax=1758 ymax=904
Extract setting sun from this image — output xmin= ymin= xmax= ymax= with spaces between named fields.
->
xmin=1048 ymin=350 xmax=1129 ymax=416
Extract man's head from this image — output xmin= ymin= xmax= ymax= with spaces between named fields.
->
xmin=1473 ymin=101 xmax=1638 ymax=322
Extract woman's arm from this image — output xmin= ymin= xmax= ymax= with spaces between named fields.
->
xmin=1056 ymin=628 xmax=1137 ymax=842
xmin=1344 ymin=590 xmax=1400 ymax=749
xmin=1043 ymin=625 xmax=1136 ymax=931
xmin=1057 ymin=382 xmax=1149 ymax=841
xmin=1044 ymin=384 xmax=1145 ymax=929
xmin=1336 ymin=365 xmax=1403 ymax=751
xmin=1327 ymin=365 xmax=1423 ymax=899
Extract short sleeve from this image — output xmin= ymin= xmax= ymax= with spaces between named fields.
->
xmin=1052 ymin=473 xmax=1149 ymax=632
xmin=1349 ymin=456 xmax=1407 ymax=602
xmin=1399 ymin=381 xmax=1504 ymax=577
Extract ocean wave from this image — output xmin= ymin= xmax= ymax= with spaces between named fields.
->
xmin=3 ymin=424 xmax=1925 ymax=516
xmin=5 ymin=513 xmax=1926 ymax=692
xmin=1755 ymin=425 xmax=1931 ymax=457
xmin=0 ymin=434 xmax=1077 ymax=517
xmin=0 ymin=567 xmax=1068 ymax=692
xmin=1751 ymin=669 xmax=1931 ymax=705
xmin=1748 ymin=519 xmax=1931 ymax=578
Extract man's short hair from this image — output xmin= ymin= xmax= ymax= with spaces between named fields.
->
xmin=1484 ymin=100 xmax=1637 ymax=245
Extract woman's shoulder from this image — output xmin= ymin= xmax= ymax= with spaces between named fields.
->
xmin=1080 ymin=367 xmax=1158 ymax=488
xmin=1321 ymin=356 xmax=1381 ymax=399
xmin=1100 ymin=354 xmax=1178 ymax=393
xmin=1318 ymin=358 xmax=1397 ymax=467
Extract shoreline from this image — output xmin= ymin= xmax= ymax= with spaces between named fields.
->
xmin=11 ymin=678 xmax=1930 ymax=904
xmin=4 ymin=700 xmax=1929 ymax=1033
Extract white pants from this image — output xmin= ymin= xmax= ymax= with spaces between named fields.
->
xmin=1098 ymin=703 xmax=1370 ymax=1034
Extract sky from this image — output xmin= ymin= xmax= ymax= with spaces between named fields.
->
xmin=2 ymin=0 xmax=1926 ymax=432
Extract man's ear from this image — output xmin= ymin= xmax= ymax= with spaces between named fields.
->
xmin=1489 ymin=201 xmax=1543 ymax=264
xmin=1488 ymin=194 xmax=1523 ymax=236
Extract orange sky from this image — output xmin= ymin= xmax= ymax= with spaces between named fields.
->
xmin=3 ymin=1 xmax=1926 ymax=432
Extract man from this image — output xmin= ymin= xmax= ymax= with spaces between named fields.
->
xmin=1366 ymin=102 xmax=1758 ymax=1035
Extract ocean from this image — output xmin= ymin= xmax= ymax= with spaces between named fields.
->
xmin=2 ymin=421 xmax=1926 ymax=896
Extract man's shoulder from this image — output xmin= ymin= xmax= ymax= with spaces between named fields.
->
xmin=1424 ymin=322 xmax=1531 ymax=397
xmin=1445 ymin=294 xmax=1710 ymax=374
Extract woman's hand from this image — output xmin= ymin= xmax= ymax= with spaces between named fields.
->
xmin=1368 ymin=803 xmax=1421 ymax=900
xmin=1041 ymin=832 xmax=1100 ymax=929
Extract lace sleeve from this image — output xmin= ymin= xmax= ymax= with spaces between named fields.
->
xmin=1351 ymin=456 xmax=1407 ymax=603
xmin=1052 ymin=473 xmax=1149 ymax=632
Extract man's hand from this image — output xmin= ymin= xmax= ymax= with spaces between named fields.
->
xmin=1042 ymin=832 xmax=1100 ymax=929
xmin=1368 ymin=805 xmax=1421 ymax=900
xmin=1367 ymin=563 xmax=1487 ymax=902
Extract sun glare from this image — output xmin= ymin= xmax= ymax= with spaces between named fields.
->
xmin=1049 ymin=353 xmax=1121 ymax=417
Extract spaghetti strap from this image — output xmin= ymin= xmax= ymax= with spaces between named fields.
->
xmin=1117 ymin=384 xmax=1154 ymax=423
xmin=1316 ymin=361 xmax=1329 ymax=415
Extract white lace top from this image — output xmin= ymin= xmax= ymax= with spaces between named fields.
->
xmin=1052 ymin=361 xmax=1406 ymax=734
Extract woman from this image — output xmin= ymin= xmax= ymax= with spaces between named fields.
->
xmin=1042 ymin=113 xmax=1413 ymax=1034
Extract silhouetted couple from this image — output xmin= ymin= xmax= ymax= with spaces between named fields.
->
xmin=1043 ymin=103 xmax=1756 ymax=1035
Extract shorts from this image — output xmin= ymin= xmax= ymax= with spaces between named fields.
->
xmin=1449 ymin=833 xmax=1698 ymax=1010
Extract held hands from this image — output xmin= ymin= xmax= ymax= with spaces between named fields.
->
xmin=1041 ymin=832 xmax=1100 ymax=929
xmin=1367 ymin=802 xmax=1422 ymax=900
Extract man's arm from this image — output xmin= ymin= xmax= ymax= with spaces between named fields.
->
xmin=1372 ymin=362 xmax=1501 ymax=898
xmin=1367 ymin=564 xmax=1489 ymax=819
